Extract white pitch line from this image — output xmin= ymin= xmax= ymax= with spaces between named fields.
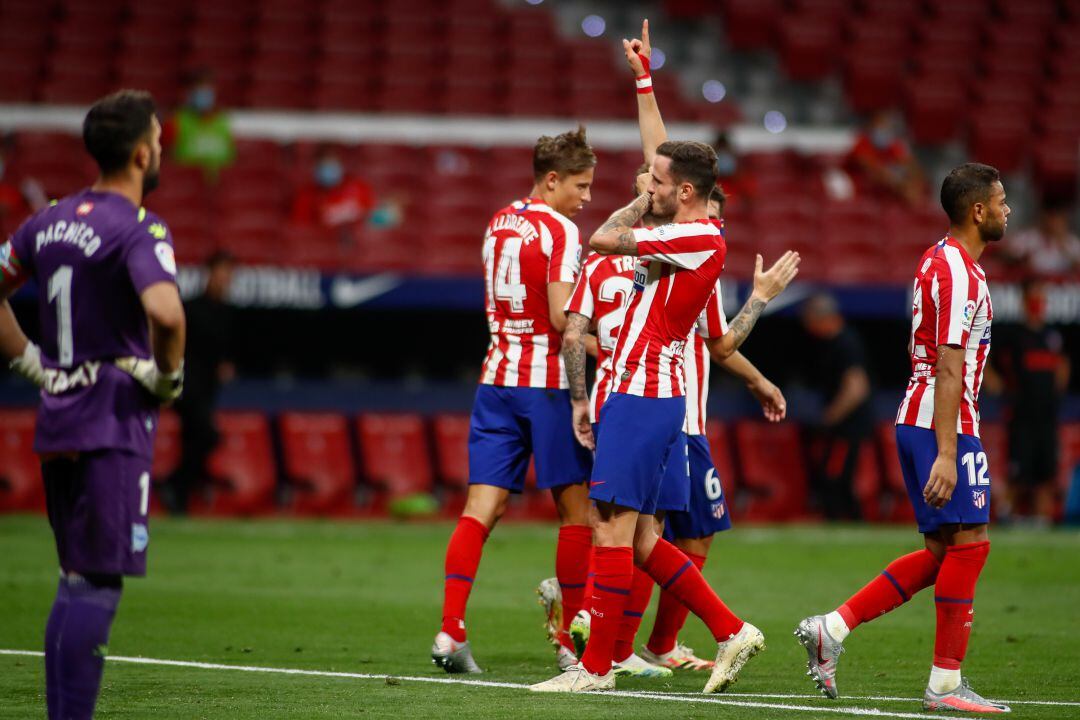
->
xmin=4 ymin=651 xmax=1075 ymax=716
xmin=0 ymin=648 xmax=966 ymax=720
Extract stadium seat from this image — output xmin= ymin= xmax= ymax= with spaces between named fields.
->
xmin=875 ymin=422 xmax=916 ymax=523
xmin=151 ymin=409 xmax=182 ymax=483
xmin=978 ymin=422 xmax=1009 ymax=518
xmin=356 ymin=413 xmax=434 ymax=511
xmin=206 ymin=412 xmax=277 ymax=516
xmin=279 ymin=412 xmax=356 ymax=516
xmin=0 ymin=408 xmax=43 ymax=512
xmin=732 ymin=421 xmax=809 ymax=521
xmin=705 ymin=420 xmax=738 ymax=499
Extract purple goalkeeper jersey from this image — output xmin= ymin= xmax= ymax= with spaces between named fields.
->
xmin=3 ymin=189 xmax=178 ymax=458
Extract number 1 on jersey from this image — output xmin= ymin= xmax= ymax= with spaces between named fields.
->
xmin=494 ymin=235 xmax=527 ymax=312
xmin=47 ymin=265 xmax=74 ymax=367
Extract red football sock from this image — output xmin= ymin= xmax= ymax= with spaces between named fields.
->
xmin=837 ymin=548 xmax=940 ymax=630
xmin=642 ymin=539 xmax=742 ymax=642
xmin=646 ymin=551 xmax=707 ymax=655
xmin=441 ymin=516 xmax=489 ymax=642
xmin=556 ymin=525 xmax=592 ymax=651
xmin=613 ymin=566 xmax=654 ymax=663
xmin=580 ymin=546 xmax=634 ymax=676
xmin=933 ymin=541 xmax=989 ymax=669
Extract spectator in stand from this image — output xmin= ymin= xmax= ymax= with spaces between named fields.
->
xmin=164 ymin=70 xmax=236 ymax=181
xmin=847 ymin=110 xmax=926 ymax=207
xmin=0 ymin=143 xmax=47 ymax=238
xmin=800 ymin=293 xmax=873 ymax=521
xmin=994 ymin=280 xmax=1070 ymax=526
xmin=711 ymin=131 xmax=756 ymax=211
xmin=290 ymin=145 xmax=399 ymax=241
xmin=162 ymin=250 xmax=236 ymax=515
xmin=1001 ymin=200 xmax=1080 ymax=279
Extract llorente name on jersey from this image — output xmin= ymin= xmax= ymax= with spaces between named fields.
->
xmin=489 ymin=214 xmax=539 ymax=245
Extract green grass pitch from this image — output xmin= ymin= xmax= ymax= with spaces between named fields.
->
xmin=1 ymin=516 xmax=1078 ymax=719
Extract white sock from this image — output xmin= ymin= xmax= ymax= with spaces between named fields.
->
xmin=823 ymin=611 xmax=850 ymax=642
xmin=928 ymin=665 xmax=961 ymax=694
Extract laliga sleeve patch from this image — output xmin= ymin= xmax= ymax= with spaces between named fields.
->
xmin=961 ymin=299 xmax=977 ymax=330
xmin=0 ymin=240 xmax=23 ymax=282
xmin=154 ymin=241 xmax=177 ymax=275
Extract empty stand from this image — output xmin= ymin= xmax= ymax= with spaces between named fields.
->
xmin=732 ymin=421 xmax=809 ymax=522
xmin=279 ymin=412 xmax=356 ymax=515
xmin=206 ymin=411 xmax=277 ymax=515
xmin=356 ymin=413 xmax=434 ymax=511
xmin=0 ymin=408 xmax=43 ymax=512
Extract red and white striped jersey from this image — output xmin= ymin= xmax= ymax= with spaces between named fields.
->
xmin=896 ymin=236 xmax=993 ymax=437
xmin=610 ymin=219 xmax=727 ymax=398
xmin=683 ymin=283 xmax=729 ymax=435
xmin=565 ymin=253 xmax=637 ymax=422
xmin=480 ymin=198 xmax=583 ymax=388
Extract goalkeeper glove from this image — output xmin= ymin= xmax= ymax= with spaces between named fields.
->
xmin=9 ymin=341 xmax=45 ymax=387
xmin=114 ymin=357 xmax=184 ymax=403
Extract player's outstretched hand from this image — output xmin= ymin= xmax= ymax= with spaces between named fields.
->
xmin=622 ymin=19 xmax=651 ymax=76
xmin=571 ymin=398 xmax=595 ymax=450
xmin=749 ymin=377 xmax=786 ymax=423
xmin=923 ymin=455 xmax=957 ymax=509
xmin=115 ymin=357 xmax=185 ymax=404
xmin=751 ymin=251 xmax=800 ymax=302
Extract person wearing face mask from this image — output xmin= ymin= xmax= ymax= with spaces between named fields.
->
xmin=709 ymin=132 xmax=756 ymax=212
xmin=163 ymin=69 xmax=236 ymax=180
xmin=991 ymin=279 xmax=1070 ymax=525
xmin=289 ymin=145 xmax=378 ymax=238
xmin=847 ymin=110 xmax=926 ymax=207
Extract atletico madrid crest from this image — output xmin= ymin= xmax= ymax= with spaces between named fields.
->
xmin=972 ymin=489 xmax=987 ymax=509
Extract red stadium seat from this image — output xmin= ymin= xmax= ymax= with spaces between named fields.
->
xmin=151 ymin=409 xmax=182 ymax=483
xmin=0 ymin=408 xmax=43 ymax=512
xmin=732 ymin=421 xmax=809 ymax=521
xmin=431 ymin=413 xmax=471 ymax=490
xmin=875 ymin=422 xmax=916 ymax=523
xmin=356 ymin=413 xmax=434 ymax=510
xmin=279 ymin=412 xmax=356 ymax=516
xmin=206 ymin=412 xmax=277 ymax=516
xmin=705 ymin=420 xmax=738 ymax=498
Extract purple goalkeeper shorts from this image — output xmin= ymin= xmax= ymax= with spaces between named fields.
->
xmin=43 ymin=449 xmax=152 ymax=577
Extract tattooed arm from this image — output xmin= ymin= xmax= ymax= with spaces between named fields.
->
xmin=562 ymin=312 xmax=595 ymax=449
xmin=711 ymin=251 xmax=800 ymax=359
xmin=589 ymin=193 xmax=652 ymax=256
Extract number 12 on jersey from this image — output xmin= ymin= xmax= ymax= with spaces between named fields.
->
xmin=961 ymin=451 xmax=990 ymax=487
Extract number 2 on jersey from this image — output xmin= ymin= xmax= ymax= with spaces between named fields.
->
xmin=47 ymin=265 xmax=74 ymax=367
xmin=494 ymin=234 xmax=527 ymax=312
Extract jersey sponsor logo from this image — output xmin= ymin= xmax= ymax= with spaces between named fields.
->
xmin=42 ymin=360 xmax=102 ymax=395
xmin=35 ymin=220 xmax=102 ymax=257
xmin=75 ymin=201 xmax=94 ymax=216
xmin=979 ymin=325 xmax=991 ymax=345
xmin=500 ymin=318 xmax=535 ymax=334
xmin=961 ymin=300 xmax=977 ymax=330
xmin=972 ymin=489 xmax=986 ymax=509
xmin=154 ymin=241 xmax=177 ymax=275
xmin=148 ymin=222 xmax=168 ymax=241
xmin=632 ymin=263 xmax=647 ymax=291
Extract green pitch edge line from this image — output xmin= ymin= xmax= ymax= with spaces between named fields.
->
xmin=0 ymin=649 xmax=975 ymax=719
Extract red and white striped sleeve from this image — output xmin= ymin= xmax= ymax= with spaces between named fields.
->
xmin=931 ymin=246 xmax=976 ymax=348
xmin=546 ymin=216 xmax=582 ymax=284
xmin=564 ymin=257 xmax=597 ymax=319
xmin=631 ymin=224 xmax=722 ymax=270
xmin=695 ymin=279 xmax=729 ymax=338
